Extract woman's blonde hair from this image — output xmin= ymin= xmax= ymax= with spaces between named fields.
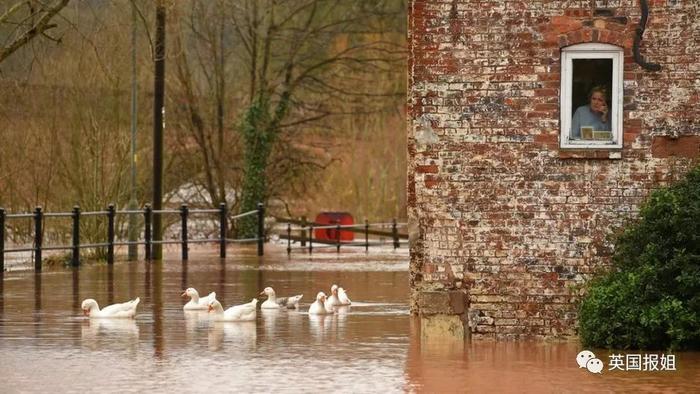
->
xmin=588 ymin=85 xmax=608 ymax=101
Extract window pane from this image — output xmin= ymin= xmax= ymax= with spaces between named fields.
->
xmin=570 ymin=59 xmax=613 ymax=141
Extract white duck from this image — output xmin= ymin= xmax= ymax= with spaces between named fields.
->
xmin=309 ymin=292 xmax=333 ymax=315
xmin=181 ymin=288 xmax=217 ymax=310
xmin=208 ymin=298 xmax=258 ymax=322
xmin=81 ymin=297 xmax=140 ymax=319
xmin=260 ymin=287 xmax=303 ymax=309
xmin=338 ymin=287 xmax=352 ymax=305
xmin=324 ymin=284 xmax=342 ymax=310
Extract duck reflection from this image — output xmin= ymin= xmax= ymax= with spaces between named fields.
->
xmin=331 ymin=306 xmax=350 ymax=340
xmin=308 ymin=314 xmax=332 ymax=341
xmin=184 ymin=310 xmax=210 ymax=337
xmin=207 ymin=321 xmax=257 ymax=351
xmin=261 ymin=308 xmax=281 ymax=339
xmin=81 ymin=318 xmax=140 ymax=351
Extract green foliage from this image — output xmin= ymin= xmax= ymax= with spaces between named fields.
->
xmin=238 ymin=93 xmax=289 ymax=237
xmin=579 ymin=166 xmax=700 ymax=350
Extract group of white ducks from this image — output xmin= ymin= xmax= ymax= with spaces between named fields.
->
xmin=80 ymin=284 xmax=352 ymax=322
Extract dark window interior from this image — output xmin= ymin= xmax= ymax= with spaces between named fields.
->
xmin=571 ymin=59 xmax=612 ymax=111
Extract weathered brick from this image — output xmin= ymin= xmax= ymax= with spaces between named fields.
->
xmin=419 ymin=290 xmax=469 ymax=315
xmin=409 ymin=0 xmax=700 ymax=339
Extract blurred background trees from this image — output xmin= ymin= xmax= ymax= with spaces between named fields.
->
xmin=0 ymin=0 xmax=406 ymax=240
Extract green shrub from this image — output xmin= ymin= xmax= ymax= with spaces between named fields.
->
xmin=579 ymin=165 xmax=700 ymax=350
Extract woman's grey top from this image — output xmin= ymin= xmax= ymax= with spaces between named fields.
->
xmin=570 ymin=105 xmax=611 ymax=139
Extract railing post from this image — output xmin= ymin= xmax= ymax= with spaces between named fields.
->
xmin=34 ymin=206 xmax=43 ymax=271
xmin=336 ymin=223 xmax=341 ymax=253
xmin=300 ymin=216 xmax=307 ymax=247
xmin=0 ymin=208 xmax=5 ymax=272
xmin=392 ymin=218 xmax=399 ymax=249
xmin=286 ymin=223 xmax=291 ymax=255
xmin=144 ymin=204 xmax=152 ymax=261
xmin=107 ymin=204 xmax=115 ymax=264
xmin=219 ymin=202 xmax=227 ymax=258
xmin=257 ymin=202 xmax=264 ymax=257
xmin=72 ymin=206 xmax=80 ymax=267
xmin=365 ymin=218 xmax=369 ymax=252
xmin=308 ymin=224 xmax=313 ymax=254
xmin=181 ymin=204 xmax=188 ymax=261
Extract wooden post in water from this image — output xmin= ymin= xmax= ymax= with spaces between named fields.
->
xmin=33 ymin=206 xmax=42 ymax=271
xmin=336 ymin=224 xmax=341 ymax=253
xmin=300 ymin=216 xmax=307 ymax=247
xmin=144 ymin=204 xmax=152 ymax=261
xmin=365 ymin=218 xmax=369 ymax=252
xmin=72 ymin=206 xmax=80 ymax=267
xmin=180 ymin=204 xmax=188 ymax=261
xmin=392 ymin=218 xmax=399 ymax=249
xmin=219 ymin=202 xmax=227 ymax=258
xmin=286 ymin=223 xmax=291 ymax=255
xmin=107 ymin=204 xmax=115 ymax=264
xmin=308 ymin=225 xmax=313 ymax=254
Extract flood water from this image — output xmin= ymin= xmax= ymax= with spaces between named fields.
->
xmin=1 ymin=246 xmax=698 ymax=393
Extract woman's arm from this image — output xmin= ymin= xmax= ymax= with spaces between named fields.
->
xmin=570 ymin=107 xmax=583 ymax=139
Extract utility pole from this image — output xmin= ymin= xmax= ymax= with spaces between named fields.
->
xmin=152 ymin=0 xmax=166 ymax=260
xmin=128 ymin=0 xmax=138 ymax=260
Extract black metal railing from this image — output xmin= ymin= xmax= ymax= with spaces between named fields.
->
xmin=0 ymin=203 xmax=264 ymax=272
xmin=275 ymin=216 xmax=408 ymax=255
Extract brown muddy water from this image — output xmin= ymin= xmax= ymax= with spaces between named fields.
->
xmin=0 ymin=246 xmax=698 ymax=393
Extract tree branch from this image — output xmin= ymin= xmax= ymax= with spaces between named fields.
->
xmin=0 ymin=0 xmax=70 ymax=64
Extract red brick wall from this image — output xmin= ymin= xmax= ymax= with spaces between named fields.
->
xmin=408 ymin=0 xmax=700 ymax=339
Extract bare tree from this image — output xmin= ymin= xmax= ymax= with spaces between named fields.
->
xmin=169 ymin=0 xmax=241 ymax=214
xmin=0 ymin=0 xmax=70 ymax=63
xmin=229 ymin=0 xmax=404 ymax=235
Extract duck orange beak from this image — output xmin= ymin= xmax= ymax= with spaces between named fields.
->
xmin=208 ymin=304 xmax=213 ymax=312
xmin=181 ymin=291 xmax=187 ymax=297
xmin=82 ymin=309 xmax=89 ymax=317
xmin=259 ymin=291 xmax=265 ymax=296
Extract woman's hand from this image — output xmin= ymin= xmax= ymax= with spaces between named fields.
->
xmin=599 ymin=102 xmax=608 ymax=123
xmin=592 ymin=101 xmax=608 ymax=123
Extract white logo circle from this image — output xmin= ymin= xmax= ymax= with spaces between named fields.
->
xmin=586 ymin=358 xmax=604 ymax=374
xmin=576 ymin=350 xmax=596 ymax=368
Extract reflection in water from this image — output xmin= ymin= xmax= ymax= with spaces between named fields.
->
xmin=81 ymin=318 xmax=139 ymax=351
xmin=217 ymin=260 xmax=226 ymax=303
xmin=33 ymin=272 xmax=41 ymax=312
xmin=0 ymin=272 xmax=3 ymax=335
xmin=152 ymin=261 xmax=163 ymax=359
xmin=1 ymin=251 xmax=698 ymax=392
xmin=107 ymin=264 xmax=114 ymax=305
xmin=32 ymin=272 xmax=42 ymax=340
xmin=183 ymin=310 xmax=209 ymax=336
xmin=71 ymin=268 xmax=80 ymax=312
xmin=144 ymin=261 xmax=151 ymax=305
xmin=261 ymin=308 xmax=281 ymax=339
xmin=208 ymin=321 xmax=256 ymax=351
xmin=308 ymin=314 xmax=332 ymax=342
xmin=128 ymin=261 xmax=137 ymax=298
xmin=181 ymin=261 xmax=188 ymax=290
xmin=0 ymin=271 xmax=3 ymax=317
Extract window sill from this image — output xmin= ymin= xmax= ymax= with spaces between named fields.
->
xmin=558 ymin=149 xmax=622 ymax=159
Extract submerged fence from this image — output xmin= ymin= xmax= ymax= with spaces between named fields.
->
xmin=0 ymin=203 xmax=264 ymax=272
xmin=274 ymin=216 xmax=408 ymax=254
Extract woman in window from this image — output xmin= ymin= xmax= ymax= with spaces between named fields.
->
xmin=570 ymin=86 xmax=611 ymax=139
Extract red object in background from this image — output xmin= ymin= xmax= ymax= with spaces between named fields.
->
xmin=314 ymin=212 xmax=354 ymax=241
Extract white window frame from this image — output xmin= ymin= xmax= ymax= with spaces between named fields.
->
xmin=560 ymin=43 xmax=623 ymax=149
